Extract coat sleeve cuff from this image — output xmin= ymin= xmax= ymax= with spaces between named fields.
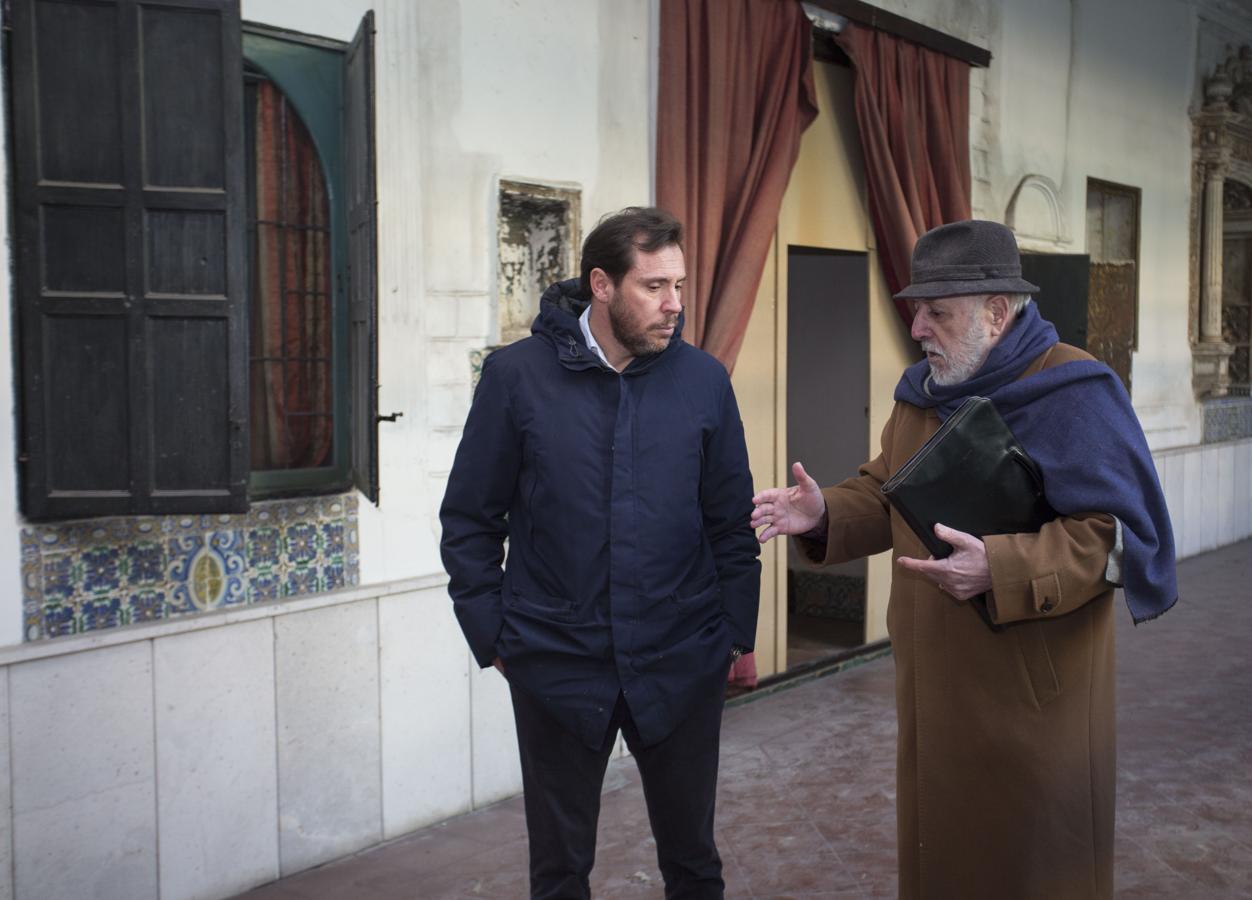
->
xmin=983 ymin=514 xmax=1116 ymax=624
xmin=722 ymin=584 xmax=760 ymax=652
xmin=984 ymin=534 xmax=1061 ymax=623
xmin=453 ymin=599 xmax=504 ymax=669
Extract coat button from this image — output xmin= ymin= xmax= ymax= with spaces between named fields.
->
xmin=1041 ymin=600 xmax=1055 ymax=612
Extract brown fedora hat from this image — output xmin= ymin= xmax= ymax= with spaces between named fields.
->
xmin=893 ymin=219 xmax=1040 ymax=300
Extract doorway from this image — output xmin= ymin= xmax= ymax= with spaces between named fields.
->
xmin=785 ymin=246 xmax=869 ymax=668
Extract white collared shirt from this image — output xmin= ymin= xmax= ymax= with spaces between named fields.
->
xmin=579 ymin=304 xmax=616 ymax=371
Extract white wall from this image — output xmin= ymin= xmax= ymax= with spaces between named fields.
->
xmin=390 ymin=0 xmax=653 ymax=585
xmin=245 ymin=0 xmax=654 ymax=586
xmin=1068 ymin=0 xmax=1199 ymax=449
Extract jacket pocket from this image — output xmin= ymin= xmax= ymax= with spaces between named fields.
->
xmin=507 ymin=587 xmax=578 ymax=624
xmin=670 ymin=575 xmax=721 ymax=607
xmin=1015 ymin=619 xmax=1061 ymax=709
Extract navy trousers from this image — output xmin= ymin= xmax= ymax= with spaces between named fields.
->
xmin=509 ymin=680 xmax=726 ymax=900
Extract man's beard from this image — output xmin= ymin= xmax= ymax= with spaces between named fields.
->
xmin=923 ymin=316 xmax=992 ymax=386
xmin=608 ymin=291 xmax=678 ymax=359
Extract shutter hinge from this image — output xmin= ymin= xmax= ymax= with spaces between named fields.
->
xmin=377 ymin=411 xmax=403 ymax=423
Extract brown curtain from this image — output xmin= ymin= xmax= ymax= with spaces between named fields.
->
xmin=835 ymin=22 xmax=972 ymax=325
xmin=249 ymin=82 xmax=334 ymax=470
xmin=656 ymin=0 xmax=818 ymax=372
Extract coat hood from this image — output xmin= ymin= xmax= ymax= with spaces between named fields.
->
xmin=532 ymin=277 xmax=685 ymax=369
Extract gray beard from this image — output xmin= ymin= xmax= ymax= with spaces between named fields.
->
xmin=925 ymin=322 xmax=992 ymax=386
xmin=930 ymin=353 xmax=983 ymax=386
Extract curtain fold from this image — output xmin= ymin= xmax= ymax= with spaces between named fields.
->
xmin=656 ymin=0 xmax=818 ymax=372
xmin=835 ymin=22 xmax=972 ymax=325
xmin=249 ymin=81 xmax=333 ymax=471
xmin=658 ymin=0 xmax=817 ymax=691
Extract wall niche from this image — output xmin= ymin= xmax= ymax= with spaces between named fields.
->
xmin=496 ymin=180 xmax=580 ymax=344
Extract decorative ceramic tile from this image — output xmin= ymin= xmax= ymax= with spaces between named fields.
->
xmin=20 ymin=494 xmax=360 ymax=641
xmin=247 ymin=527 xmax=282 ymax=567
xmin=285 ymin=522 xmax=320 ymax=566
xmin=248 ymin=574 xmax=281 ymax=605
xmin=42 ymin=555 xmax=75 ymax=601
xmin=126 ymin=542 xmax=166 ymax=587
xmin=81 ymin=597 xmax=123 ymax=631
xmin=322 ymin=561 xmax=346 ymax=592
xmin=1203 ymin=396 xmax=1252 ymax=443
xmin=82 ymin=547 xmax=122 ymax=595
xmin=128 ymin=590 xmax=165 ymax=624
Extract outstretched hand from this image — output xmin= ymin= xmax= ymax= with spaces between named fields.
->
xmin=751 ymin=462 xmax=827 ymax=544
xmin=895 ymin=523 xmax=992 ymax=601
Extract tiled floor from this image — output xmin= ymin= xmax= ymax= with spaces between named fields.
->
xmin=786 ymin=612 xmax=864 ymax=667
xmin=234 ymin=539 xmax=1252 ymax=899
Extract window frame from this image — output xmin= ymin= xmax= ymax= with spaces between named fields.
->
xmin=242 ymin=23 xmax=353 ymax=498
xmin=8 ymin=2 xmax=379 ymax=521
xmin=1086 ymin=177 xmax=1142 ymax=353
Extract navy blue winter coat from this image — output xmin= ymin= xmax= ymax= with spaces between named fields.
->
xmin=439 ymin=279 xmax=760 ymax=748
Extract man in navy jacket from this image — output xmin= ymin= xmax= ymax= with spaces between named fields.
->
xmin=440 ymin=207 xmax=760 ymax=899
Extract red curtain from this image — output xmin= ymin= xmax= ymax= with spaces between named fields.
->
xmin=249 ymin=82 xmax=334 ymax=470
xmin=656 ymin=0 xmax=818 ymax=372
xmin=835 ymin=22 xmax=972 ymax=325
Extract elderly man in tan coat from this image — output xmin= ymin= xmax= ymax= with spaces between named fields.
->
xmin=752 ymin=220 xmax=1176 ymax=900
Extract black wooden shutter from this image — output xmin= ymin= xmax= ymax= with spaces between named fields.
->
xmin=345 ymin=11 xmax=380 ymax=504
xmin=1020 ymin=253 xmax=1090 ymax=351
xmin=12 ymin=0 xmax=248 ymax=520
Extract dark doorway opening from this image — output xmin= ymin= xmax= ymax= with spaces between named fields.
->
xmin=785 ymin=246 xmax=870 ymax=670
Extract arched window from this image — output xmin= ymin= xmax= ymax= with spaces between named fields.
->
xmin=244 ymin=69 xmax=334 ymax=471
xmin=241 ymin=21 xmax=374 ymax=499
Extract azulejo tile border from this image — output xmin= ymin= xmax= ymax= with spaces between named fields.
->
xmin=1203 ymin=396 xmax=1252 ymax=443
xmin=21 ymin=494 xmax=360 ymax=642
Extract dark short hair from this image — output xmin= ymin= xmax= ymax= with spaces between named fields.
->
xmin=579 ymin=207 xmax=684 ymax=297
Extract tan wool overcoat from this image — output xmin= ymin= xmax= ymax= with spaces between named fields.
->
xmin=802 ymin=343 xmax=1117 ymax=900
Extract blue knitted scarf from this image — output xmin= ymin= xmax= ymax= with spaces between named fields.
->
xmin=895 ymin=303 xmax=1177 ymax=623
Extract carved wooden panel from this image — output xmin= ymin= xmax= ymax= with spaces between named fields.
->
xmin=1086 ymin=179 xmax=1139 ymax=394
xmin=1227 ymin=180 xmax=1252 ymax=212
xmin=1088 ymin=262 xmax=1136 ymax=393
xmin=1223 ymin=234 xmax=1251 ymax=385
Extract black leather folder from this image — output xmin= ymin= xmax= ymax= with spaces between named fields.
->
xmin=881 ymin=395 xmax=1057 ymax=580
